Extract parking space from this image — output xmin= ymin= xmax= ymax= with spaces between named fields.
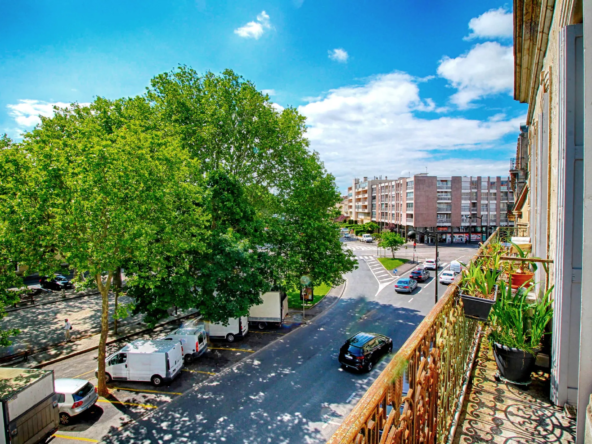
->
xmin=45 ymin=323 xmax=297 ymax=443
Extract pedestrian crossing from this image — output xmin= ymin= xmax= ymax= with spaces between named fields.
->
xmin=344 ymin=245 xmax=377 ymax=251
xmin=356 ymin=255 xmax=376 ymax=261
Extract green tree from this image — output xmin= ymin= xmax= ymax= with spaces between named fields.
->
xmin=0 ymin=100 xmax=207 ymax=395
xmin=378 ymin=232 xmax=406 ymax=258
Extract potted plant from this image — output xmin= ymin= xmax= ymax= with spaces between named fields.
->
xmin=488 ymin=281 xmax=553 ymax=383
xmin=458 ymin=259 xmax=499 ymax=321
xmin=508 ymin=242 xmax=536 ymax=289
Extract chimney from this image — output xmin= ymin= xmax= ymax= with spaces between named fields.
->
xmin=363 ymin=177 xmax=367 ymax=181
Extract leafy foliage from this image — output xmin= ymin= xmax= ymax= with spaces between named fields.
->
xmin=488 ymin=281 xmax=553 ymax=355
xmin=378 ymin=232 xmax=405 ymax=258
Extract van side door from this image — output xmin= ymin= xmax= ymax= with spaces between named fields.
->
xmin=108 ymin=353 xmax=128 ymax=380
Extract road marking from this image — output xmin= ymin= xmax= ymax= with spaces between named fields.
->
xmin=97 ymin=399 xmax=157 ymax=409
xmin=71 ymin=369 xmax=96 ymax=379
xmin=408 ymin=298 xmax=413 ymax=303
xmin=110 ymin=386 xmax=182 ymax=396
xmin=183 ymin=368 xmax=216 ymax=376
xmin=209 ymin=347 xmax=255 ymax=353
xmin=346 ymin=392 xmax=357 ymax=403
xmin=52 ymin=435 xmax=99 ymax=442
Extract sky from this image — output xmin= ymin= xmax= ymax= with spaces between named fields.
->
xmin=0 ymin=0 xmax=525 ymax=192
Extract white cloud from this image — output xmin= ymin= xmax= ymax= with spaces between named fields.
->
xmin=262 ymin=89 xmax=276 ymax=96
xmin=437 ymin=42 xmax=513 ymax=108
xmin=234 ymin=11 xmax=271 ymax=39
xmin=270 ymin=103 xmax=284 ymax=113
xmin=328 ymin=48 xmax=348 ymax=63
xmin=465 ymin=8 xmax=513 ymax=40
xmin=7 ymin=99 xmax=72 ymax=128
xmin=297 ymin=73 xmax=523 ymax=190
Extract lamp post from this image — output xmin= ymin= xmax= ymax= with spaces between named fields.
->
xmin=469 ymin=215 xmax=483 ymax=243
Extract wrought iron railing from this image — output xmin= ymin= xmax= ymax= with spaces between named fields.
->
xmin=327 ymin=230 xmax=500 ymax=444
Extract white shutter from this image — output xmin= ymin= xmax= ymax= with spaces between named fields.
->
xmin=551 ymin=23 xmax=584 ymax=407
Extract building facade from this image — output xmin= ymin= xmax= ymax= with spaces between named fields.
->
xmin=345 ymin=174 xmax=514 ymax=242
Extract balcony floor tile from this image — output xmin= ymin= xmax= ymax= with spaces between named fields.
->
xmin=453 ymin=342 xmax=575 ymax=444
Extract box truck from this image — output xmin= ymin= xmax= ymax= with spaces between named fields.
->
xmin=0 ymin=368 xmax=59 ymax=444
xmin=103 ymin=339 xmax=183 ymax=387
xmin=248 ymin=291 xmax=288 ymax=329
xmin=204 ymin=316 xmax=248 ymax=343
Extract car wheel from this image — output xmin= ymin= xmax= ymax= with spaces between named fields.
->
xmin=151 ymin=375 xmax=163 ymax=387
xmin=59 ymin=412 xmax=70 ymax=425
xmin=366 ymin=361 xmax=374 ymax=372
xmin=105 ymin=373 xmax=112 ymax=383
xmin=226 ymin=333 xmax=235 ymax=343
xmin=184 ymin=355 xmax=193 ymax=364
xmin=258 ymin=322 xmax=267 ymax=330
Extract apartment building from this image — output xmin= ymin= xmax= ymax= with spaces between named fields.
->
xmin=345 ymin=174 xmax=514 ymax=242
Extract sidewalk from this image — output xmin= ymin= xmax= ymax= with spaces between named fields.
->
xmin=1 ymin=291 xmax=156 ymax=361
xmin=7 ymin=288 xmax=99 ymax=312
xmin=287 ymin=281 xmax=346 ymax=323
xmin=4 ymin=308 xmax=199 ymax=368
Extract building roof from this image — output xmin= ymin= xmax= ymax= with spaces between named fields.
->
xmin=0 ymin=368 xmax=52 ymax=400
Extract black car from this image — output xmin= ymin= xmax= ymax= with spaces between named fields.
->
xmin=410 ymin=268 xmax=430 ymax=282
xmin=338 ymin=332 xmax=393 ymax=372
xmin=39 ymin=275 xmax=74 ymax=291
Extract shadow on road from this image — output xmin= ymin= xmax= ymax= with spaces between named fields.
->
xmin=101 ymin=298 xmax=424 ymax=444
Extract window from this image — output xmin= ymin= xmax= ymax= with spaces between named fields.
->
xmin=437 ymin=204 xmax=451 ymax=212
xmin=406 ymin=180 xmax=414 ymax=190
xmin=406 ymin=191 xmax=414 ymax=200
xmin=406 ymin=202 xmax=413 ymax=210
xmin=461 ymin=204 xmax=470 ymax=212
xmin=109 ymin=353 xmax=127 ymax=366
xmin=481 ymin=204 xmax=488 ymax=213
xmin=437 ymin=192 xmax=451 ymax=201
xmin=57 ymin=393 xmax=66 ymax=403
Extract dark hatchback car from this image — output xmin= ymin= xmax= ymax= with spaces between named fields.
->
xmin=410 ymin=268 xmax=430 ymax=282
xmin=40 ymin=275 xmax=74 ymax=291
xmin=338 ymin=332 xmax=393 ymax=372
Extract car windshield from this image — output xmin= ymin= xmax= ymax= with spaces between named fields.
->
xmin=398 ymin=279 xmax=410 ymax=284
xmin=73 ymin=382 xmax=94 ymax=401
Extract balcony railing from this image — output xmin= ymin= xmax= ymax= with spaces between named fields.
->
xmin=327 ymin=231 xmax=500 ymax=444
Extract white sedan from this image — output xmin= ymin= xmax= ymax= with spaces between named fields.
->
xmin=424 ymin=259 xmax=440 ymax=270
xmin=439 ymin=270 xmax=456 ymax=285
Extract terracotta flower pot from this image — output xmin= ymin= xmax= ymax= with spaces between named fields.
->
xmin=510 ymin=271 xmax=534 ymax=289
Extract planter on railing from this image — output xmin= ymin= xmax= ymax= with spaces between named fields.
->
xmin=459 ymin=285 xmax=498 ymax=322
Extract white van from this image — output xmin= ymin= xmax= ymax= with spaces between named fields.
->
xmin=163 ymin=326 xmax=208 ymax=363
xmin=450 ymin=260 xmax=462 ymax=274
xmin=205 ymin=316 xmax=248 ymax=343
xmin=103 ymin=339 xmax=183 ymax=387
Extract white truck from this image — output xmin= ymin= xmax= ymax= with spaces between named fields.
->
xmin=248 ymin=291 xmax=288 ymax=330
xmin=359 ymin=233 xmax=374 ymax=243
xmin=103 ymin=339 xmax=183 ymax=387
xmin=204 ymin=316 xmax=248 ymax=343
xmin=0 ymin=368 xmax=59 ymax=444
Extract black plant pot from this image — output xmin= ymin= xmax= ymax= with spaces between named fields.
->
xmin=493 ymin=342 xmax=537 ymax=384
xmin=459 ymin=287 xmax=498 ymax=322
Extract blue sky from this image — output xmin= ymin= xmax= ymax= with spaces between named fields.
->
xmin=0 ymin=0 xmax=525 ymax=191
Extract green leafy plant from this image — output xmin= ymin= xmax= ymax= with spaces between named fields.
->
xmin=488 ymin=281 xmax=553 ymax=355
xmin=459 ymin=259 xmax=498 ymax=300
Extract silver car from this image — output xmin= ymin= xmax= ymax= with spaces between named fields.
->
xmin=55 ymin=378 xmax=99 ymax=425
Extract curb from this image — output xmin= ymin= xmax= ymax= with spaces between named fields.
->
xmin=31 ymin=311 xmax=200 ymax=369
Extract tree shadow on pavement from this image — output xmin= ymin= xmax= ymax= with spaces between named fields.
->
xmin=101 ymin=298 xmax=424 ymax=444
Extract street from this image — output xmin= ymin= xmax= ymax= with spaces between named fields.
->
xmin=35 ymin=242 xmax=476 ymax=444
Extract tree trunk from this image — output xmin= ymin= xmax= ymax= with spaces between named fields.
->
xmin=391 ymin=247 xmax=395 ymax=259
xmin=113 ymin=267 xmax=122 ymax=335
xmin=96 ymin=272 xmax=113 ymax=397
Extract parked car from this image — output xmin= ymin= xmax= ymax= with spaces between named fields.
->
xmin=163 ymin=326 xmax=208 ymax=363
xmin=394 ymin=278 xmax=417 ymax=293
xmin=102 ymin=339 xmax=183 ymax=386
xmin=439 ymin=270 xmax=457 ymax=285
xmin=338 ymin=332 xmax=393 ymax=372
xmin=361 ymin=234 xmax=373 ymax=243
xmin=423 ymin=259 xmax=440 ymax=270
xmin=40 ymin=275 xmax=74 ymax=291
xmin=409 ymin=268 xmax=430 ymax=282
xmin=54 ymin=378 xmax=98 ymax=425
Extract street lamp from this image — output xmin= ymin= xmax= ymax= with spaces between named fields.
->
xmin=468 ymin=215 xmax=483 ymax=244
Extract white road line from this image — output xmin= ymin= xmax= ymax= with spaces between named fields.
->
xmin=408 ymin=298 xmax=413 ymax=303
xmin=346 ymin=392 xmax=357 ymax=403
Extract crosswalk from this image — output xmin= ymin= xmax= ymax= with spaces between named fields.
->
xmin=356 ymin=255 xmax=376 ymax=261
xmin=344 ymin=245 xmax=377 ymax=251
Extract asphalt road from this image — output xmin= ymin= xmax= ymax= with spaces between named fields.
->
xmin=96 ymin=243 xmax=476 ymax=444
